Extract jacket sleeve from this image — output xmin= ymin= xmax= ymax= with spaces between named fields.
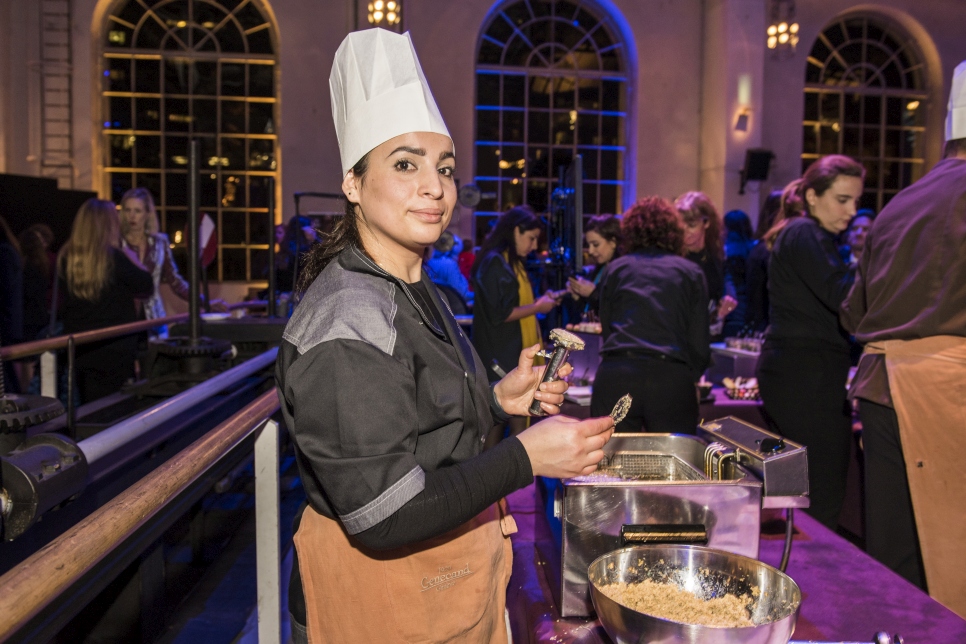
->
xmin=687 ymin=268 xmax=712 ymax=376
xmin=840 ymin=228 xmax=872 ymax=334
xmin=283 ymin=338 xmax=424 ymax=535
xmin=157 ymin=234 xmax=190 ymax=300
xmin=784 ymin=224 xmax=856 ymax=313
xmin=473 ymin=253 xmax=518 ymax=325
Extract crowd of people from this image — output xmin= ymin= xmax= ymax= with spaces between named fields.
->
xmin=0 ymin=191 xmax=223 ymax=405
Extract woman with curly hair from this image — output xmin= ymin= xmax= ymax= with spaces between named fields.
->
xmin=590 ymin=197 xmax=711 ymax=433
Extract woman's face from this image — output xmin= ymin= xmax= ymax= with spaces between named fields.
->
xmin=585 ymin=229 xmax=617 ymax=264
xmin=680 ymin=215 xmax=709 ymax=253
xmin=847 ymin=215 xmax=872 ymax=253
xmin=807 ymin=175 xmax=864 ymax=234
xmin=514 ymin=226 xmax=541 ymax=258
xmin=121 ymin=197 xmax=148 ymax=234
xmin=343 ymin=131 xmax=456 ymax=255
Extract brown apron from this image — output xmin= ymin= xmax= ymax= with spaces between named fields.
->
xmin=294 ymin=499 xmax=518 ymax=642
xmin=867 ymin=336 xmax=966 ymax=618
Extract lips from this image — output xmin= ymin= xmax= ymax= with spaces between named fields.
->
xmin=411 ymin=209 xmax=444 ymax=223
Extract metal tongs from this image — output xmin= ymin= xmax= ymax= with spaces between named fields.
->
xmin=528 ymin=329 xmax=585 ymax=415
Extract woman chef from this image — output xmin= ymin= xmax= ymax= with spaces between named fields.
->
xmin=276 ymin=29 xmax=615 ymax=643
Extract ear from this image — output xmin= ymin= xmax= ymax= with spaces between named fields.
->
xmin=804 ymin=187 xmax=817 ymax=207
xmin=342 ymin=171 xmax=360 ymax=203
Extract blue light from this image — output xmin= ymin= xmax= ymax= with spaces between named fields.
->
xmin=104 ymin=121 xmax=111 ymax=127
xmin=573 ymin=20 xmax=579 ymax=27
xmin=103 ymin=70 xmax=110 ymax=77
xmin=114 ymin=121 xmax=121 ymax=127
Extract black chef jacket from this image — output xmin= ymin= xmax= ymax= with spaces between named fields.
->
xmin=276 ymin=247 xmax=503 ymax=535
xmin=597 ymin=248 xmax=711 ymax=378
xmin=767 ymin=216 xmax=855 ymax=351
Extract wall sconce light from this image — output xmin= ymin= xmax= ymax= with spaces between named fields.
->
xmin=368 ymin=0 xmax=402 ymax=28
xmin=767 ymin=1 xmax=799 ymax=53
xmin=735 ymin=110 xmax=750 ymax=132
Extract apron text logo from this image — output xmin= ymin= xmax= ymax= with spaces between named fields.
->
xmin=420 ymin=564 xmax=473 ymax=592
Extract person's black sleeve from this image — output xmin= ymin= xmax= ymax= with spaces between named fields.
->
xmin=354 ymin=436 xmax=532 ymax=550
xmin=473 ymin=253 xmax=517 ymax=325
xmin=745 ymin=244 xmax=769 ymax=332
xmin=840 ymin=227 xmax=873 ymax=334
xmin=686 ymin=267 xmax=712 ymax=377
xmin=785 ymin=224 xmax=855 ymax=313
xmin=113 ymin=248 xmax=154 ymax=298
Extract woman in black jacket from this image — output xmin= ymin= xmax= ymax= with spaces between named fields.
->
xmin=471 ymin=206 xmax=560 ymax=382
xmin=756 ymin=155 xmax=865 ymax=529
xmin=59 ymin=199 xmax=153 ymax=403
xmin=567 ymin=214 xmax=621 ymax=315
xmin=590 ymin=197 xmax=710 ymax=433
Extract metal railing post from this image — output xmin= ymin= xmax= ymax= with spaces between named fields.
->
xmin=40 ymin=351 xmax=57 ymax=398
xmin=255 ymin=418 xmax=281 ymax=644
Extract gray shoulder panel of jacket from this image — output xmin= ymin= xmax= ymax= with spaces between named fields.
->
xmin=282 ymin=261 xmax=398 ymax=356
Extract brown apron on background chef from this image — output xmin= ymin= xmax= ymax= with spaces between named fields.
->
xmin=294 ymin=499 xmax=517 ymax=642
xmin=869 ymin=336 xmax=966 ymax=617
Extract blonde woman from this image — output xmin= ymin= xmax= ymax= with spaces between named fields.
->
xmin=60 ymin=199 xmax=153 ymax=403
xmin=120 ymin=187 xmax=225 ymax=320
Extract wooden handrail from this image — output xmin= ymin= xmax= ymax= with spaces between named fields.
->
xmin=0 ymin=301 xmax=269 ymax=361
xmin=0 ymin=388 xmax=280 ymax=641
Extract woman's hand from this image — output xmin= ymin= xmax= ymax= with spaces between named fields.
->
xmin=208 ymin=298 xmax=229 ymax=312
xmin=568 ymin=276 xmax=595 ymax=298
xmin=493 ymin=344 xmax=574 ymax=416
xmin=517 ymin=414 xmax=615 ymax=478
xmin=717 ymin=295 xmax=738 ymax=321
xmin=534 ymin=291 xmax=560 ymax=314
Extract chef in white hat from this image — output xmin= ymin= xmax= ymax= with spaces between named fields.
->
xmin=842 ymin=60 xmax=966 ymax=617
xmin=276 ymin=28 xmax=614 ymax=642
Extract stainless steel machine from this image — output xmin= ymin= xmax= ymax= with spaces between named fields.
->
xmin=538 ymin=416 xmax=810 ymax=617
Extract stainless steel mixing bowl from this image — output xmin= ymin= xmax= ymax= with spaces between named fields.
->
xmin=588 ymin=545 xmax=801 ymax=644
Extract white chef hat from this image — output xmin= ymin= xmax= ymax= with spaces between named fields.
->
xmin=330 ymin=28 xmax=452 ymax=176
xmin=946 ymin=60 xmax=966 ymax=141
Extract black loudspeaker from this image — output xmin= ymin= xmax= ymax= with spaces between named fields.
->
xmin=740 ymin=148 xmax=774 ymax=194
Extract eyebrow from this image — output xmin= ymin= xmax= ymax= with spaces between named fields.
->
xmin=387 ymin=146 xmax=455 ymax=163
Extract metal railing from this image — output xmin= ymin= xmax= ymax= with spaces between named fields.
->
xmin=0 ymin=389 xmax=284 ymax=644
xmin=0 ymin=300 xmax=267 ymax=400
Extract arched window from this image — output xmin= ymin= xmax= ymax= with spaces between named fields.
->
xmin=475 ymin=0 xmax=630 ymax=239
xmin=802 ymin=15 xmax=927 ymax=211
xmin=101 ymin=0 xmax=278 ymax=282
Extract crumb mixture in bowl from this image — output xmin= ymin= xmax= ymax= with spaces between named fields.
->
xmin=600 ymin=579 xmax=756 ymax=628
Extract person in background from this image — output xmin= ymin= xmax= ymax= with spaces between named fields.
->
xmin=721 ymin=209 xmax=755 ymax=337
xmin=590 ymin=197 xmax=710 ymax=433
xmin=746 ymin=190 xmax=783 ymax=333
xmin=840 ymin=208 xmax=875 ymax=266
xmin=16 ymin=227 xmax=55 ymax=387
xmin=756 ymin=154 xmax=865 ymax=529
xmin=60 ymin=199 xmax=154 ymax=403
xmin=120 ymin=187 xmax=224 ymax=321
xmin=425 ymin=230 xmax=473 ymax=310
xmin=841 ymin=61 xmax=966 ymax=611
xmin=471 ymin=206 xmax=560 ymax=383
xmin=0 ymin=215 xmax=24 ymax=393
xmin=457 ymin=236 xmax=476 ymax=283
xmin=675 ymin=191 xmax=737 ymax=338
xmin=276 ymin=215 xmax=317 ymax=292
xmin=567 ymin=214 xmax=621 ymax=314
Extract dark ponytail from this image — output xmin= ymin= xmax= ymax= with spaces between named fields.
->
xmin=295 ymin=154 xmax=370 ymax=295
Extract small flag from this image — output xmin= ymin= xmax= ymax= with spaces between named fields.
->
xmin=199 ymin=214 xmax=217 ymax=268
